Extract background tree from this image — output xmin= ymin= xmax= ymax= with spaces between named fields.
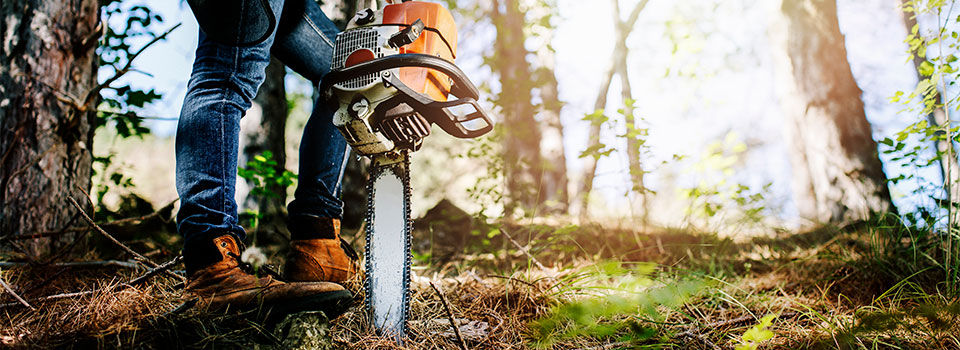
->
xmin=772 ymin=0 xmax=893 ymax=223
xmin=485 ymin=0 xmax=572 ymax=217
xmin=0 ymin=0 xmax=100 ymax=256
xmin=899 ymin=0 xmax=960 ymax=212
xmin=578 ymin=0 xmax=651 ymax=219
xmin=530 ymin=3 xmax=570 ymax=214
xmin=237 ymin=57 xmax=289 ymax=244
xmin=488 ymin=0 xmax=546 ymax=217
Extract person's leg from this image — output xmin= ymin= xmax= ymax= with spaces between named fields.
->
xmin=269 ymin=0 xmax=357 ymax=283
xmin=271 ymin=0 xmax=349 ymax=227
xmin=176 ymin=0 xmax=355 ymax=318
xmin=175 ymin=0 xmax=284 ymax=273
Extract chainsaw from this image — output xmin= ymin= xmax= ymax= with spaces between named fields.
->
xmin=318 ymin=0 xmax=493 ymax=339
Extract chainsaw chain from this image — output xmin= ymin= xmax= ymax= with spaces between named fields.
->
xmin=363 ymin=152 xmax=412 ymax=337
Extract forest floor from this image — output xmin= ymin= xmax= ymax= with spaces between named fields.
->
xmin=1 ymin=209 xmax=959 ymax=349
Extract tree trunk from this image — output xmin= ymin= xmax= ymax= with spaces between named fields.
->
xmin=238 ymin=57 xmax=288 ymax=244
xmin=899 ymin=0 xmax=960 ymax=208
xmin=615 ymin=30 xmax=647 ymax=221
xmin=534 ymin=46 xmax=570 ymax=213
xmin=773 ymin=0 xmax=893 ymax=223
xmin=578 ymin=66 xmax=615 ymax=218
xmin=490 ymin=0 xmax=545 ymax=217
xmin=576 ymin=0 xmax=649 ymax=219
xmin=0 ymin=0 xmax=99 ymax=256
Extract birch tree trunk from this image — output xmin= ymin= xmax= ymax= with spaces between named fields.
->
xmin=0 ymin=0 xmax=99 ymax=256
xmin=773 ymin=0 xmax=893 ymax=223
xmin=577 ymin=0 xmax=649 ymax=219
xmin=899 ymin=0 xmax=960 ymax=208
xmin=238 ymin=57 xmax=288 ymax=244
xmin=578 ymin=67 xmax=614 ymax=218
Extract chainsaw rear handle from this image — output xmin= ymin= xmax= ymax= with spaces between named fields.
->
xmin=320 ymin=53 xmax=493 ymax=139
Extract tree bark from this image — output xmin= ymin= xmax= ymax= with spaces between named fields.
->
xmin=0 ymin=0 xmax=99 ymax=255
xmin=238 ymin=57 xmax=288 ymax=244
xmin=773 ymin=0 xmax=893 ymax=223
xmin=490 ymin=0 xmax=546 ymax=216
xmin=899 ymin=0 xmax=960 ymax=207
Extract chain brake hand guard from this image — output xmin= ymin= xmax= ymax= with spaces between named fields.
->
xmin=321 ymin=53 xmax=494 ymax=140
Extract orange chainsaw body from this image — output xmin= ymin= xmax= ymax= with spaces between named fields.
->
xmin=382 ymin=1 xmax=458 ymax=101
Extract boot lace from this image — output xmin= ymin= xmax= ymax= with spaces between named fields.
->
xmin=226 ymin=251 xmax=284 ymax=280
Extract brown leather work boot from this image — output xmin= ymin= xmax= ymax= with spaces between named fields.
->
xmin=284 ymin=216 xmax=360 ymax=284
xmin=183 ymin=234 xmax=353 ymax=320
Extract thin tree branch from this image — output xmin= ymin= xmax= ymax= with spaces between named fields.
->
xmin=82 ymin=23 xmax=182 ymax=109
xmin=97 ymin=109 xmax=179 ymax=121
xmin=0 ymin=273 xmax=35 ymax=311
xmin=68 ymin=196 xmax=184 ymax=282
xmin=68 ymin=196 xmax=157 ymax=268
xmin=0 ymin=260 xmax=141 ymax=269
xmin=500 ymin=228 xmax=546 ymax=270
xmin=429 ymin=282 xmax=468 ymax=350
xmin=1 ymin=198 xmax=177 ymax=243
xmin=125 ymin=255 xmax=182 ymax=286
xmin=625 ymin=0 xmax=652 ymax=28
xmin=2 ymin=290 xmax=96 ymax=308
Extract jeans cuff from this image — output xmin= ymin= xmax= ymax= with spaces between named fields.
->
xmin=287 ymin=214 xmax=339 ymax=240
xmin=182 ymin=231 xmax=244 ymax=275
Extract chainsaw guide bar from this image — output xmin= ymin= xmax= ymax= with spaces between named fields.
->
xmin=363 ymin=153 xmax=413 ymax=338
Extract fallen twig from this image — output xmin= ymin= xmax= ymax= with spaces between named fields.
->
xmin=482 ymin=274 xmax=540 ymax=289
xmin=429 ymin=282 xmax=468 ymax=350
xmin=0 ymin=255 xmax=182 ymax=309
xmin=578 ymin=341 xmax=636 ymax=350
xmin=500 ymin=228 xmax=546 ymax=270
xmin=676 ymin=331 xmax=721 ymax=350
xmin=125 ymin=256 xmax=182 ymax=286
xmin=0 ymin=260 xmax=141 ymax=269
xmin=69 ymin=197 xmax=157 ymax=267
xmin=99 ymin=199 xmax=177 ymax=229
xmin=68 ymin=196 xmax=183 ymax=282
xmin=0 ymin=271 xmax=35 ymax=311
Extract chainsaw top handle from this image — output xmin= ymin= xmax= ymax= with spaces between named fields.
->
xmin=320 ymin=53 xmax=493 ymax=139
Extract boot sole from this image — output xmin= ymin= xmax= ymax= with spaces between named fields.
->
xmin=260 ymin=289 xmax=354 ymax=324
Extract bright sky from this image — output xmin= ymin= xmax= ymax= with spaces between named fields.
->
xmin=112 ymin=0 xmax=941 ymax=224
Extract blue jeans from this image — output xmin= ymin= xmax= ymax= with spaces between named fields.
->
xmin=176 ymin=0 xmax=348 ymax=268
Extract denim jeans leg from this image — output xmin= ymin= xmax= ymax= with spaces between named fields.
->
xmin=176 ymin=0 xmax=285 ymax=272
xmin=272 ymin=0 xmax=350 ymax=224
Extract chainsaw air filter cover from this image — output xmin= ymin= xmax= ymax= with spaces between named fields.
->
xmin=331 ymin=1 xmax=456 ymax=99
xmin=327 ymin=1 xmax=492 ymax=156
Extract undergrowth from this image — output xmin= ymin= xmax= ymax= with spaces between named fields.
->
xmin=2 ymin=215 xmax=960 ymax=349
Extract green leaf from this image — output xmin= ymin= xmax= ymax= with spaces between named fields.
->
xmin=919 ymin=60 xmax=936 ymax=76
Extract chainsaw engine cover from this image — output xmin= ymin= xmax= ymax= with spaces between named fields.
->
xmin=329 ymin=1 xmax=459 ymax=156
